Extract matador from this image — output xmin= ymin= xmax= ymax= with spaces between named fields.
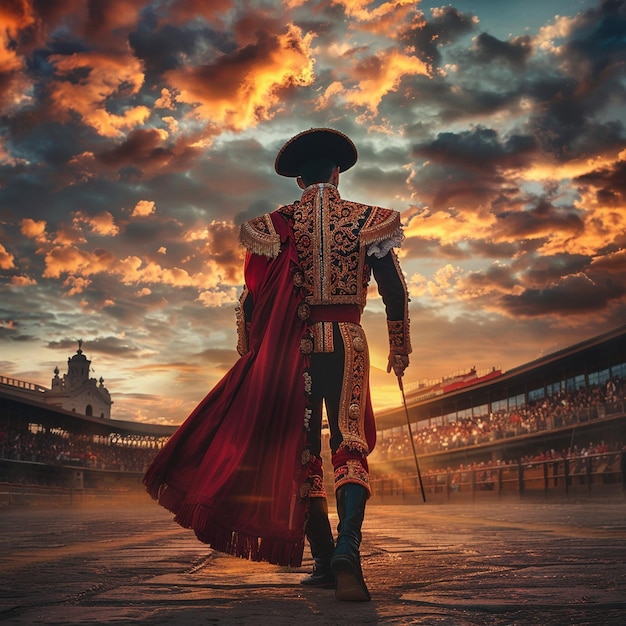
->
xmin=143 ymin=128 xmax=411 ymax=603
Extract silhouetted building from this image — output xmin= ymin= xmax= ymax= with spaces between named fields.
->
xmin=45 ymin=340 xmax=113 ymax=418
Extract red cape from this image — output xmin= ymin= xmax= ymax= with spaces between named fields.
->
xmin=143 ymin=213 xmax=308 ymax=566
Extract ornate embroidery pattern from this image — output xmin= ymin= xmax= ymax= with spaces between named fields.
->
xmin=311 ymin=321 xmax=334 ymax=353
xmin=235 ymin=286 xmax=250 ymax=356
xmin=388 ymin=319 xmax=411 ymax=355
xmin=334 ymin=459 xmax=370 ymax=493
xmin=288 ymin=184 xmax=373 ymax=308
xmin=309 ymin=473 xmax=327 ymax=498
xmin=387 ymin=250 xmax=412 ymax=354
xmin=282 ymin=187 xmax=403 ymax=311
xmin=337 ymin=322 xmax=369 ymax=451
xmin=301 ymin=453 xmax=327 ymax=498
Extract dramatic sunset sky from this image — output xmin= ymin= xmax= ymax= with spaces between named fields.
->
xmin=1 ymin=0 xmax=625 ymax=425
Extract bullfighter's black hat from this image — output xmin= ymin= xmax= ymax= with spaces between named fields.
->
xmin=274 ymin=128 xmax=358 ymax=177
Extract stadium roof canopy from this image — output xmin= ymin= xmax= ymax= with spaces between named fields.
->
xmin=0 ymin=388 xmax=176 ymax=439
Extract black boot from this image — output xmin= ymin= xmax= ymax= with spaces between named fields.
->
xmin=300 ymin=497 xmax=335 ymax=588
xmin=331 ymin=483 xmax=371 ymax=602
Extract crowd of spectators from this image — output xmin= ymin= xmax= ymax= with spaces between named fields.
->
xmin=372 ymin=440 xmax=624 ymax=491
xmin=0 ymin=429 xmax=158 ymax=472
xmin=1 ymin=377 xmax=624 ymax=479
xmin=373 ymin=377 xmax=625 ymax=462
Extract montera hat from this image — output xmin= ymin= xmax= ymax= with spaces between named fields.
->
xmin=275 ymin=128 xmax=358 ymax=177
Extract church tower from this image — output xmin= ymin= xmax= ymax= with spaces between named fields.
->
xmin=46 ymin=340 xmax=113 ymax=418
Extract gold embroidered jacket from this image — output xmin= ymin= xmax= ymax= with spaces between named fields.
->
xmin=239 ymin=183 xmax=411 ymax=356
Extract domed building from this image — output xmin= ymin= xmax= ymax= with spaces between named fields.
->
xmin=46 ymin=340 xmax=113 ymax=418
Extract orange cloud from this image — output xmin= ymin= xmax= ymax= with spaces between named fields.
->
xmin=166 ymin=24 xmax=315 ymax=131
xmin=63 ymin=275 xmax=91 ymax=295
xmin=53 ymin=222 xmax=87 ymax=246
xmin=73 ymin=210 xmax=119 ymax=236
xmin=341 ymin=48 xmax=430 ymax=113
xmin=0 ymin=243 xmax=16 ymax=269
xmin=155 ymin=88 xmax=175 ymax=110
xmin=20 ymin=218 xmax=47 ymax=241
xmin=41 ymin=239 xmax=241 ymax=301
xmin=10 ymin=275 xmax=36 ymax=286
xmin=404 ymin=206 xmax=496 ymax=245
xmin=538 ymin=191 xmax=626 ymax=256
xmin=115 ymin=257 xmax=229 ymax=290
xmin=48 ymin=49 xmax=150 ymax=137
xmin=197 ymin=287 xmax=239 ymax=307
xmin=0 ymin=1 xmax=35 ymax=112
xmin=131 ymin=200 xmax=156 ymax=217
xmin=43 ymin=246 xmax=114 ymax=278
xmin=530 ymin=155 xmax=626 ymax=257
xmin=535 ymin=14 xmax=578 ymax=54
xmin=340 ymin=0 xmax=419 ymax=35
xmin=407 ymin=264 xmax=464 ymax=301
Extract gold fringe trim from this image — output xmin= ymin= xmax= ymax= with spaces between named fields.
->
xmin=360 ymin=208 xmax=402 ymax=246
xmin=239 ymin=214 xmax=281 ymax=258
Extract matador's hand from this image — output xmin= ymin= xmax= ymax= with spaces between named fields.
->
xmin=387 ymin=353 xmax=409 ymax=377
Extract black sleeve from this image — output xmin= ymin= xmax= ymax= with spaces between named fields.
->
xmin=369 ymin=250 xmax=408 ymax=321
xmin=242 ymin=289 xmax=254 ymax=322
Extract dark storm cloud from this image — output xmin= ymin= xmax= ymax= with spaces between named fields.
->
xmin=526 ymin=0 xmax=626 ymax=160
xmin=401 ymin=237 xmax=443 ymax=259
xmin=468 ymin=239 xmax=520 ymax=259
xmin=409 ymin=160 xmax=509 ymax=211
xmin=4 ymin=118 xmax=84 ymax=168
xmin=349 ymin=164 xmax=408 ymax=202
xmin=561 ymin=0 xmax=626 ymax=77
xmin=397 ymin=0 xmax=626 ymax=162
xmin=129 ymin=19 xmax=235 ymax=77
xmin=414 ymin=127 xmax=538 ymax=170
xmin=520 ymin=253 xmax=592 ymax=288
xmin=464 ymin=263 xmax=519 ymax=292
xmin=398 ymin=6 xmax=477 ymax=68
xmin=120 ymin=218 xmax=186 ymax=250
xmin=384 ymin=73 xmax=523 ymax=127
xmin=526 ymin=76 xmax=625 ymax=160
xmin=495 ymin=198 xmax=584 ymax=240
xmin=408 ymin=128 xmax=541 ymax=215
xmin=97 ymin=129 xmax=176 ymax=169
xmin=471 ymin=33 xmax=533 ymax=69
xmin=294 ymin=6 xmax=343 ymax=49
xmin=575 ymin=159 xmax=626 ymax=205
xmin=499 ymin=272 xmax=624 ymax=316
xmin=155 ymin=0 xmax=233 ymax=26
xmin=590 ymin=249 xmax=626 ymax=274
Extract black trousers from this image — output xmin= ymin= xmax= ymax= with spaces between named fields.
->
xmin=307 ymin=323 xmax=345 ymax=457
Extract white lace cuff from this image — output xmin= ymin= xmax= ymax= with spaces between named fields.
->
xmin=366 ymin=230 xmax=404 ymax=259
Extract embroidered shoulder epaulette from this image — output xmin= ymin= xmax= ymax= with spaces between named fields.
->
xmin=360 ymin=207 xmax=402 ymax=247
xmin=239 ymin=213 xmax=281 ymax=258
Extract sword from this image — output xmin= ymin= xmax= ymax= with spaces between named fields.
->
xmin=397 ymin=375 xmax=426 ymax=503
